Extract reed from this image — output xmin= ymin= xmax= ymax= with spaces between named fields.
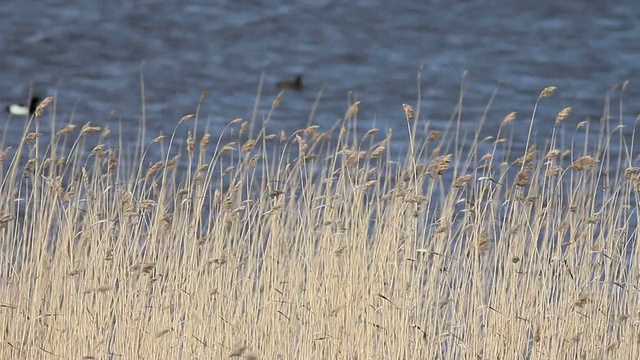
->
xmin=0 ymin=80 xmax=638 ymax=359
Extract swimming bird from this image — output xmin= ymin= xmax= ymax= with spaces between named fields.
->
xmin=277 ymin=75 xmax=303 ymax=90
xmin=6 ymin=96 xmax=41 ymax=116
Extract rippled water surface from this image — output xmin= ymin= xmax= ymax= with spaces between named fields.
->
xmin=1 ymin=1 xmax=640 ymax=155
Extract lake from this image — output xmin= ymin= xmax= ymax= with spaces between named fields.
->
xmin=1 ymin=0 xmax=639 ymax=159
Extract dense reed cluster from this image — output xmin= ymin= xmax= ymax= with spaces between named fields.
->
xmin=0 ymin=83 xmax=639 ymax=358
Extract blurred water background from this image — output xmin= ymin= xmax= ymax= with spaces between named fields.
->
xmin=1 ymin=0 xmax=639 ymax=161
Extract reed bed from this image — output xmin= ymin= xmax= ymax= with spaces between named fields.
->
xmin=0 ymin=82 xmax=639 ymax=359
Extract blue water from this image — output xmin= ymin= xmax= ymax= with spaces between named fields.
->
xmin=1 ymin=0 xmax=639 ymax=157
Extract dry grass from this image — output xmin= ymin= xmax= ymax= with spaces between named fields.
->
xmin=0 ymin=81 xmax=639 ymax=359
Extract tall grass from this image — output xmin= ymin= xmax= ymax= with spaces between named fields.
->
xmin=0 ymin=81 xmax=639 ymax=359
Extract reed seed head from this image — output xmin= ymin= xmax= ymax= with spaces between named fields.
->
xmin=34 ymin=96 xmax=53 ymax=118
xmin=179 ymin=113 xmax=195 ymax=123
xmin=502 ymin=111 xmax=517 ymax=125
xmin=555 ymin=107 xmax=572 ymax=124
xmin=540 ymin=86 xmax=557 ymax=98
xmin=402 ymin=103 xmax=415 ymax=120
xmin=346 ymin=101 xmax=361 ymax=118
xmin=570 ymin=155 xmax=598 ymax=171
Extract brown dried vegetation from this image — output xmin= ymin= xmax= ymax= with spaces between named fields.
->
xmin=0 ymin=85 xmax=637 ymax=359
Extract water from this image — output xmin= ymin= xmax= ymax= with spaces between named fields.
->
xmin=1 ymin=0 xmax=639 ymax=158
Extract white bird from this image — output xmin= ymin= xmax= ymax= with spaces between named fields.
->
xmin=6 ymin=96 xmax=40 ymax=116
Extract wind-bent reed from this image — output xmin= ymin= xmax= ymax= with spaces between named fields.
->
xmin=0 ymin=81 xmax=638 ymax=359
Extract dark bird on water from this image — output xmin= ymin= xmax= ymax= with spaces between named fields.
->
xmin=277 ymin=75 xmax=303 ymax=90
xmin=6 ymin=96 xmax=41 ymax=116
